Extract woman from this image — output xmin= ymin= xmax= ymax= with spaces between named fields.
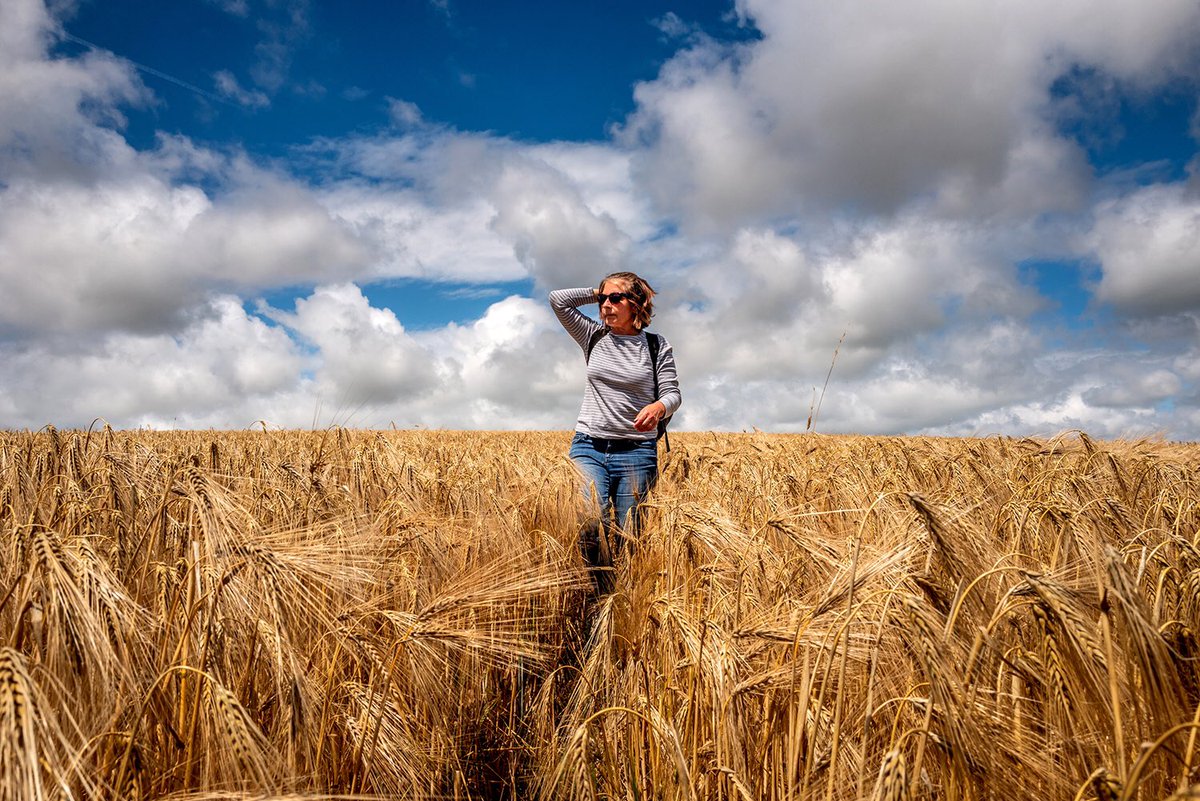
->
xmin=550 ymin=272 xmax=681 ymax=583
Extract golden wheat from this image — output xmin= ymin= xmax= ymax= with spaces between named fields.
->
xmin=0 ymin=429 xmax=1198 ymax=799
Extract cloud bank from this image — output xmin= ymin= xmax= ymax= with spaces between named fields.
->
xmin=1 ymin=0 xmax=1199 ymax=438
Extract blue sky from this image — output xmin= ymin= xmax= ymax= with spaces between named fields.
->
xmin=62 ymin=1 xmax=755 ymax=146
xmin=2 ymin=0 xmax=1200 ymax=437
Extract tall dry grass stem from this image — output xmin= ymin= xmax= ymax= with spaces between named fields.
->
xmin=0 ymin=429 xmax=1196 ymax=799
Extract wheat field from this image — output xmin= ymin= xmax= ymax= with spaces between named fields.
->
xmin=1 ymin=426 xmax=1198 ymax=800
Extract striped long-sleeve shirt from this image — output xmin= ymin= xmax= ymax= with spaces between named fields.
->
xmin=550 ymin=287 xmax=682 ymax=440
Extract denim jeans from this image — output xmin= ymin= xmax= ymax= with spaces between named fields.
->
xmin=569 ymin=433 xmax=658 ymax=575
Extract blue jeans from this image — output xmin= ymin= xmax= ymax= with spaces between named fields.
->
xmin=569 ymin=433 xmax=658 ymax=573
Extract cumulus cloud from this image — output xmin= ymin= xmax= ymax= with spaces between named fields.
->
xmin=1083 ymin=368 xmax=1182 ymax=408
xmin=488 ymin=158 xmax=630 ymax=289
xmin=656 ymin=217 xmax=1044 ymax=395
xmin=248 ymin=289 xmax=586 ymax=431
xmin=623 ymin=0 xmax=1199 ymax=230
xmin=0 ymin=1 xmax=146 ymax=182
xmin=526 ymin=143 xmax=657 ymax=242
xmin=0 ymin=284 xmax=593 ymax=432
xmin=0 ymin=1 xmax=372 ymax=343
xmin=1089 ymin=184 xmax=1200 ymax=315
xmin=319 ymin=183 xmax=517 ymax=283
xmin=313 ymin=133 xmax=644 ymax=288
xmin=411 ymin=295 xmax=582 ymax=428
xmin=1176 ymin=339 xmax=1200 ymax=382
xmin=263 ymin=283 xmax=437 ymax=406
xmin=0 ymin=172 xmax=370 ymax=337
xmin=0 ymin=296 xmax=305 ymax=428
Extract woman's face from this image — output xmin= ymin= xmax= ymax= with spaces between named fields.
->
xmin=599 ymin=279 xmax=638 ymax=334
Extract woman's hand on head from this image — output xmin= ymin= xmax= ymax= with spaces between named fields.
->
xmin=633 ymin=401 xmax=666 ymax=432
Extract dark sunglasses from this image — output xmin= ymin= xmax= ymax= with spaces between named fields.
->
xmin=596 ymin=291 xmax=634 ymax=305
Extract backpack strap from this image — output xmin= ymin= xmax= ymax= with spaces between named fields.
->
xmin=584 ymin=327 xmax=609 ymax=363
xmin=646 ymin=333 xmax=671 ymax=451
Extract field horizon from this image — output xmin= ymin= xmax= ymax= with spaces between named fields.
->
xmin=2 ymin=427 xmax=1198 ymax=800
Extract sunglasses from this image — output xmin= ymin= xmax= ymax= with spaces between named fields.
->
xmin=596 ymin=292 xmax=634 ymax=305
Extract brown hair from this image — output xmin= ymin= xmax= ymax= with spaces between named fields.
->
xmin=598 ymin=271 xmax=655 ymax=330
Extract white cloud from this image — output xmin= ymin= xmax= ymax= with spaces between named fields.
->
xmin=1083 ymin=368 xmax=1183 ymax=408
xmin=488 ymin=158 xmax=630 ymax=289
xmin=386 ymin=98 xmax=423 ymax=129
xmin=653 ymin=12 xmax=693 ymax=41
xmin=0 ymin=1 xmax=146 ymax=182
xmin=1 ymin=0 xmax=57 ymax=62
xmin=185 ymin=182 xmax=370 ymax=285
xmin=314 ymin=133 xmax=643 ymax=288
xmin=0 ymin=172 xmax=369 ymax=336
xmin=526 ymin=143 xmax=657 ymax=242
xmin=412 ymin=295 xmax=581 ymax=427
xmin=0 ymin=296 xmax=305 ymax=428
xmin=946 ymin=393 xmax=1165 ymax=439
xmin=1089 ymin=184 xmax=1200 ymax=315
xmin=249 ymin=290 xmax=586 ymax=431
xmin=264 ymin=284 xmax=437 ymax=406
xmin=1176 ymin=341 xmax=1200 ymax=382
xmin=214 ymin=69 xmax=270 ymax=108
xmin=656 ymin=217 xmax=1045 ymax=393
xmin=320 ymin=184 xmax=519 ymax=283
xmin=625 ymin=47 xmax=797 ymax=233
xmin=623 ymin=0 xmax=1199 ymax=230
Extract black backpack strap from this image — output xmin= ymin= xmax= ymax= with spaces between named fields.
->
xmin=646 ymin=333 xmax=661 ymax=399
xmin=584 ymin=327 xmax=608 ymax=363
xmin=646 ymin=333 xmax=670 ymax=451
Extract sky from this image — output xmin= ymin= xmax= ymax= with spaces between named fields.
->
xmin=2 ymin=0 xmax=1200 ymax=438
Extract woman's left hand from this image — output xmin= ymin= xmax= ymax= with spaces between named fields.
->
xmin=633 ymin=401 xmax=667 ymax=432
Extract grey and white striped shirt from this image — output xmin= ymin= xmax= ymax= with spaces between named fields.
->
xmin=550 ymin=287 xmax=682 ymax=440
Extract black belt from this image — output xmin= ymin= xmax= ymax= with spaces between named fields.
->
xmin=585 ymin=435 xmax=646 ymax=452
